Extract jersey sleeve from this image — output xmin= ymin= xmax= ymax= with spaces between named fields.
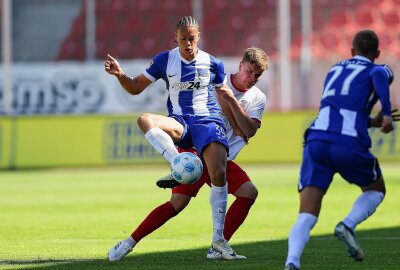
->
xmin=371 ymin=65 xmax=392 ymax=116
xmin=211 ymin=57 xmax=227 ymax=87
xmin=380 ymin=64 xmax=394 ymax=85
xmin=143 ymin=52 xmax=168 ymax=82
xmin=247 ymin=92 xmax=266 ymax=123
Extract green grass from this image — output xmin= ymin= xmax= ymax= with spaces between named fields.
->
xmin=0 ymin=164 xmax=399 ymax=270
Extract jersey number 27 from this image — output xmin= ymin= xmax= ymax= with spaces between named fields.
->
xmin=322 ymin=64 xmax=366 ymax=99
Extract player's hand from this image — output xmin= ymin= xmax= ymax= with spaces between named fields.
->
xmin=370 ymin=109 xmax=398 ymax=127
xmin=104 ymin=54 xmax=124 ymax=77
xmin=380 ymin=115 xmax=394 ymax=134
xmin=215 ymin=86 xmax=235 ymax=102
xmin=391 ymin=108 xmax=400 ymax=122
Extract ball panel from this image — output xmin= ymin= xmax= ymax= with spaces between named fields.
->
xmin=171 ymin=152 xmax=203 ymax=184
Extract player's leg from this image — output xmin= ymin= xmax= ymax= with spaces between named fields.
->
xmin=285 ymin=141 xmax=333 ymax=269
xmin=224 ymin=182 xmax=257 ymax=241
xmin=202 ymin=142 xmax=238 ymax=259
xmin=224 ymin=162 xmax=258 ymax=241
xmin=189 ymin=117 xmax=236 ymax=259
xmin=334 ymin=149 xmax=385 ymax=261
xmin=202 ymin=143 xmax=228 ymax=241
xmin=137 ymin=113 xmax=184 ymax=163
xmin=208 ymin=162 xmax=256 ymax=260
xmin=285 ymin=186 xmax=323 ymax=269
xmin=108 ymin=193 xmax=191 ymax=261
xmin=341 ymin=176 xmax=385 ymax=232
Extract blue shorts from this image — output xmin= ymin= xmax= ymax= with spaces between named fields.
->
xmin=299 ymin=140 xmax=382 ymax=191
xmin=170 ymin=114 xmax=229 ymax=156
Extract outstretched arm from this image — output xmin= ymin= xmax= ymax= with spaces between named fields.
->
xmin=104 ymin=54 xmax=152 ymax=95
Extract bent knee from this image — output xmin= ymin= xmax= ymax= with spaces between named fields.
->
xmin=209 ymin=168 xmax=226 ymax=185
xmin=248 ymin=186 xmax=258 ymax=200
xmin=235 ymin=182 xmax=258 ymax=200
xmin=137 ymin=113 xmax=155 ymax=132
xmin=171 ymin=201 xmax=189 ymax=212
xmin=170 ymin=195 xmax=191 ymax=212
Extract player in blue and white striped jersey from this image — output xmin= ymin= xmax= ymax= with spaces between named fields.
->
xmin=284 ymin=30 xmax=394 ymax=270
xmin=105 ymin=16 xmax=239 ymax=260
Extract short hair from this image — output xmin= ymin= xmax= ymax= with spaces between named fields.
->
xmin=176 ymin=16 xmax=199 ymax=30
xmin=352 ymin=30 xmax=379 ymax=56
xmin=242 ymin=47 xmax=269 ymax=71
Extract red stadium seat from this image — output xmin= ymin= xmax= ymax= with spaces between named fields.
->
xmin=162 ymin=0 xmax=178 ymax=10
xmin=120 ymin=16 xmax=143 ymax=34
xmin=112 ymin=37 xmax=134 ymax=59
xmin=230 ymin=16 xmax=245 ymax=31
xmin=97 ymin=16 xmax=119 ymax=35
xmin=330 ymin=11 xmax=353 ymax=27
xmin=57 ymin=37 xmax=85 ymax=61
xmin=381 ymin=9 xmax=400 ymax=27
xmin=136 ymin=0 xmax=153 ymax=11
xmin=319 ymin=29 xmax=349 ymax=59
xmin=239 ymin=0 xmax=256 ymax=8
xmin=355 ymin=8 xmax=378 ymax=27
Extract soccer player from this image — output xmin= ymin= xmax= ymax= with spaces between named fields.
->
xmin=105 ymin=16 xmax=241 ymax=260
xmin=284 ymin=30 xmax=394 ymax=270
xmin=107 ymin=47 xmax=269 ymax=260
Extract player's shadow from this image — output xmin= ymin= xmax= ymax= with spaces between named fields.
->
xmin=2 ymin=226 xmax=399 ymax=270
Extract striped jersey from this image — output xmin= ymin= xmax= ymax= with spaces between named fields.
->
xmin=307 ymin=55 xmax=392 ymax=149
xmin=143 ymin=47 xmax=226 ymax=116
xmin=221 ymin=74 xmax=266 ymax=160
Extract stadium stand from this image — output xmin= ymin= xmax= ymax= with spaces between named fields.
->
xmin=56 ymin=0 xmax=400 ymax=62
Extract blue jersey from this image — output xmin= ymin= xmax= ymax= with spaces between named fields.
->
xmin=307 ymin=55 xmax=392 ymax=149
xmin=143 ymin=47 xmax=226 ymax=116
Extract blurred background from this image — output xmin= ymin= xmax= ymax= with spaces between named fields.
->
xmin=1 ymin=0 xmax=400 ymax=169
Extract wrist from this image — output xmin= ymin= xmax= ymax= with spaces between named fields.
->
xmin=116 ymin=71 xmax=126 ymax=79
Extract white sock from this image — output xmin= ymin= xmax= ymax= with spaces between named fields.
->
xmin=210 ymin=184 xmax=228 ymax=241
xmin=144 ymin=127 xmax=179 ymax=164
xmin=285 ymin=212 xmax=318 ymax=269
xmin=342 ymin=190 xmax=384 ymax=231
xmin=125 ymin=236 xmax=137 ymax=249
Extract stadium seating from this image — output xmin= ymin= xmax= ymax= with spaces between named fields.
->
xmin=56 ymin=0 xmax=400 ymax=61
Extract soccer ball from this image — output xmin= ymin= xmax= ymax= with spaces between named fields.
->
xmin=171 ymin=152 xmax=203 ymax=184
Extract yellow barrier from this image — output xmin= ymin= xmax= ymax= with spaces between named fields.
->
xmin=0 ymin=113 xmax=399 ymax=169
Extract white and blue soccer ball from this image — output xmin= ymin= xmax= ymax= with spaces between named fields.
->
xmin=171 ymin=152 xmax=203 ymax=184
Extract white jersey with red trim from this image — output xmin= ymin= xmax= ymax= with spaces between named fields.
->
xmin=221 ymin=74 xmax=266 ymax=160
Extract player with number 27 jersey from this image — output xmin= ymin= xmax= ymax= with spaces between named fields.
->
xmin=307 ymin=55 xmax=392 ymax=150
xmin=301 ymin=55 xmax=393 ymax=191
xmin=285 ymin=29 xmax=394 ymax=270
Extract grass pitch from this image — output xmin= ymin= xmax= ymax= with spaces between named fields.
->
xmin=0 ymin=164 xmax=399 ymax=270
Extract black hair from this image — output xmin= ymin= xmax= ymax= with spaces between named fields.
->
xmin=352 ymin=30 xmax=379 ymax=56
xmin=176 ymin=16 xmax=199 ymax=30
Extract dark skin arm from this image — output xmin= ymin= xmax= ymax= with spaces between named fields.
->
xmin=104 ymin=54 xmax=152 ymax=95
xmin=369 ymin=109 xmax=397 ymax=134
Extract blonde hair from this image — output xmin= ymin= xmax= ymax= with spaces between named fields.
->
xmin=242 ymin=47 xmax=269 ymax=71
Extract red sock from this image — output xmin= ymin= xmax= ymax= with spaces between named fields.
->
xmin=131 ymin=201 xmax=178 ymax=242
xmin=224 ymin=197 xmax=255 ymax=241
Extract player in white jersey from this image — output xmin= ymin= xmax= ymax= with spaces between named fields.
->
xmin=107 ymin=48 xmax=269 ymax=261
xmin=105 ymin=16 xmax=245 ymax=260
xmin=284 ymin=30 xmax=395 ymax=270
